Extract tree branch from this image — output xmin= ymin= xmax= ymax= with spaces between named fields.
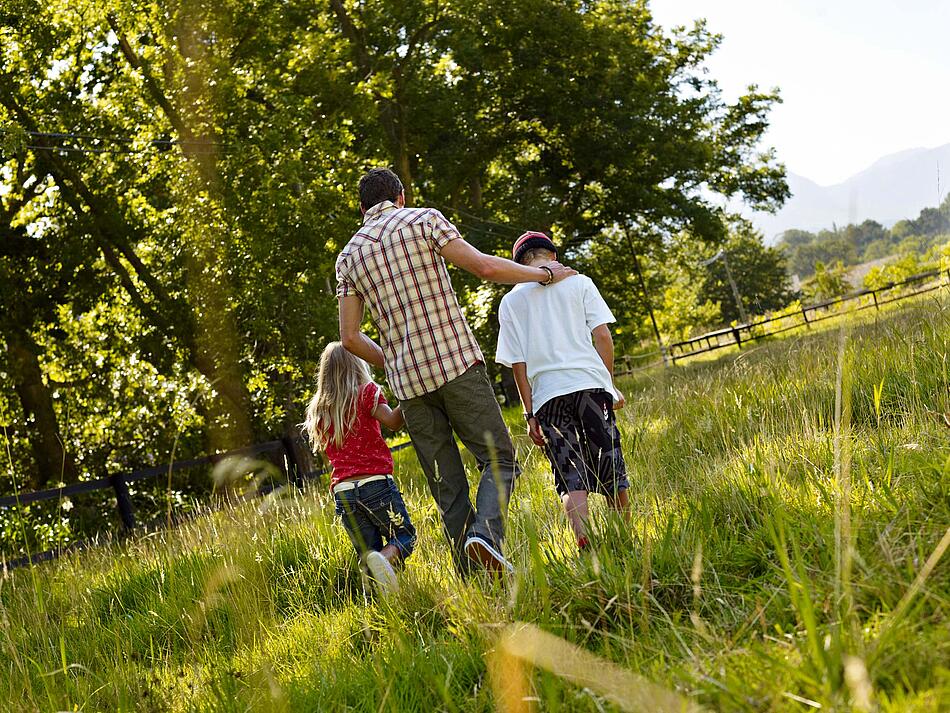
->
xmin=328 ymin=0 xmax=373 ymax=74
xmin=106 ymin=13 xmax=192 ymax=141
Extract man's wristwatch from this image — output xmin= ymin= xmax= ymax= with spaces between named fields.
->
xmin=524 ymin=411 xmax=535 ymax=422
xmin=538 ymin=265 xmax=554 ymax=286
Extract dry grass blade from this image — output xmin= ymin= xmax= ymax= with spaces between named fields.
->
xmin=833 ymin=327 xmax=855 ymax=639
xmin=870 ymin=526 xmax=950 ymax=662
xmin=492 ymin=622 xmax=706 ymax=713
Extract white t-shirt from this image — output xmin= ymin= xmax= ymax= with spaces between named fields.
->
xmin=495 ymin=274 xmax=618 ymax=413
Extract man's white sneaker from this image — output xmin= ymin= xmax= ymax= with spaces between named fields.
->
xmin=464 ymin=535 xmax=513 ymax=574
xmin=364 ymin=551 xmax=399 ymax=595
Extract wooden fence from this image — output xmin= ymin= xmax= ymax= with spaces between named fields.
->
xmin=617 ymin=267 xmax=949 ymax=370
xmin=1 ymin=436 xmax=413 ymax=571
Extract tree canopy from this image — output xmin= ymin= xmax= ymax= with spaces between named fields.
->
xmin=0 ymin=0 xmax=786 ymax=552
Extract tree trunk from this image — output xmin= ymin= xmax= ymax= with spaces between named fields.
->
xmin=6 ymin=327 xmax=78 ymax=489
xmin=394 ymin=105 xmax=414 ymax=205
xmin=110 ymin=12 xmax=254 ymax=452
xmin=470 ymin=174 xmax=483 ymax=211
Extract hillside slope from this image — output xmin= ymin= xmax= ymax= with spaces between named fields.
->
xmin=1 ymin=298 xmax=948 ymax=712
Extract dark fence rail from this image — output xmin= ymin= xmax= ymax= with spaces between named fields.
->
xmin=2 ymin=436 xmax=415 ymax=571
xmin=1 ymin=439 xmax=293 ymax=570
xmin=666 ymin=267 xmax=950 ymax=363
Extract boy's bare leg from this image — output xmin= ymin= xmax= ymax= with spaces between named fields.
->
xmin=379 ymin=543 xmax=401 ymax=564
xmin=562 ymin=490 xmax=591 ymax=545
xmin=606 ymin=488 xmax=631 ymax=522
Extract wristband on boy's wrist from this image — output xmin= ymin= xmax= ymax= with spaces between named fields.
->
xmin=538 ymin=265 xmax=554 ymax=285
xmin=523 ymin=411 xmax=534 ymax=422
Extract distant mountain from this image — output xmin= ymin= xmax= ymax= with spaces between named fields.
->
xmin=748 ymin=143 xmax=950 ymax=243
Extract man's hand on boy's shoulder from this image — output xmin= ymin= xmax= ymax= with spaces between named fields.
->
xmin=540 ymin=261 xmax=578 ymax=284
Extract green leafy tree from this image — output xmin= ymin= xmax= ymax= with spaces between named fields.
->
xmin=783 ymin=231 xmax=858 ymax=277
xmin=862 ymin=238 xmax=893 ymax=262
xmin=655 ymin=269 xmax=720 ymax=342
xmin=842 ymin=220 xmax=887 ymax=253
xmin=863 ymin=253 xmax=923 ymax=291
xmin=910 ymin=207 xmax=949 ymax=237
xmin=801 ymin=260 xmax=850 ymax=302
xmin=699 ymin=225 xmax=796 ymax=324
xmin=0 ymin=0 xmax=789 ymax=539
xmin=326 ymin=0 xmax=788 ymax=350
xmin=778 ymin=228 xmax=816 ymax=250
xmin=0 ymin=150 xmax=95 ymax=488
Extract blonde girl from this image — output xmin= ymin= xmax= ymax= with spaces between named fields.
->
xmin=304 ymin=342 xmax=415 ymax=593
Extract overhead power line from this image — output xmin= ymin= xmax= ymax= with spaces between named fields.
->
xmin=20 ymin=129 xmax=224 ymax=148
xmin=2 ymin=128 xmax=224 ymax=155
xmin=435 ymin=203 xmax=522 ymax=237
xmin=23 ymin=144 xmax=218 ymax=156
xmin=5 ymin=128 xmax=574 ymax=252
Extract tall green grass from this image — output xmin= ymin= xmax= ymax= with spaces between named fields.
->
xmin=1 ymin=295 xmax=948 ymax=711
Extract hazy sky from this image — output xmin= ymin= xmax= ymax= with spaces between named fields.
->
xmin=649 ymin=0 xmax=950 ymax=186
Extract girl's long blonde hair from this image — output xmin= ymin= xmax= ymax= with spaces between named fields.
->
xmin=303 ymin=342 xmax=373 ymax=450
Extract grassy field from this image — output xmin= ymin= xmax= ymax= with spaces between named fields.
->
xmin=1 ymin=295 xmax=948 ymax=711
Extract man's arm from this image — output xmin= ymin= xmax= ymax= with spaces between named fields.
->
xmin=339 ymin=295 xmax=384 ymax=368
xmin=591 ymin=324 xmax=625 ymax=409
xmin=440 ymin=238 xmax=576 ymax=285
xmin=512 ymin=362 xmax=545 ymax=446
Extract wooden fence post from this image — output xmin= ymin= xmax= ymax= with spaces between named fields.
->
xmin=871 ymin=289 xmax=879 ymax=310
xmin=110 ymin=474 xmax=136 ymax=531
xmin=732 ymin=326 xmax=742 ymax=349
xmin=282 ymin=431 xmax=316 ymax=487
xmin=801 ymin=306 xmax=811 ymax=328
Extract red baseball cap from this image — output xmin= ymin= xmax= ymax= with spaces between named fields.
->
xmin=512 ymin=231 xmax=558 ymax=264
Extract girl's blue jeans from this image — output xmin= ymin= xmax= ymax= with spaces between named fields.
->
xmin=333 ymin=477 xmax=416 ymax=559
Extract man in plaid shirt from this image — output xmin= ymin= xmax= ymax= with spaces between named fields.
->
xmin=337 ymin=168 xmax=575 ymax=574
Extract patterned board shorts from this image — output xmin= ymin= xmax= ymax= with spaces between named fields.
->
xmin=536 ymin=388 xmax=629 ymax=497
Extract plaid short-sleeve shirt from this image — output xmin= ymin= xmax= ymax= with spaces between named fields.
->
xmin=336 ymin=201 xmax=484 ymax=400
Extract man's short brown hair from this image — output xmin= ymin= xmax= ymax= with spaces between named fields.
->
xmin=359 ymin=168 xmax=404 ymax=210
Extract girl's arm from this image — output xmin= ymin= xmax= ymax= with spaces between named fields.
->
xmin=372 ymin=402 xmax=404 ymax=431
xmin=512 ymin=362 xmax=545 ymax=446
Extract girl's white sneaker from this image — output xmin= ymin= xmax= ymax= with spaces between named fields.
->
xmin=364 ymin=551 xmax=399 ymax=595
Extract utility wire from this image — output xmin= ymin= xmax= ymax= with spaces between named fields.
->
xmin=432 ymin=202 xmax=522 ymax=237
xmin=23 ymin=144 xmax=217 ymax=156
xmin=14 ymin=129 xmax=224 ymax=148
xmin=9 ymin=129 xmax=576 ymax=250
xmin=3 ymin=128 xmax=224 ymax=155
xmin=436 ymin=203 xmax=522 ymax=236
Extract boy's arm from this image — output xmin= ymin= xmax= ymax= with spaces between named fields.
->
xmin=591 ymin=324 xmax=614 ymax=375
xmin=512 ymin=362 xmax=545 ymax=446
xmin=372 ymin=402 xmax=404 ymax=431
xmin=591 ymin=324 xmax=625 ymax=409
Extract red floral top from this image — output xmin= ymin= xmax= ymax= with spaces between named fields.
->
xmin=325 ymin=382 xmax=395 ymax=489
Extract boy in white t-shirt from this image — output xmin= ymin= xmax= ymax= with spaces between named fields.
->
xmin=495 ymin=232 xmax=630 ymax=551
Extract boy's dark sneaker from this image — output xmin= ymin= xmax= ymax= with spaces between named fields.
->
xmin=464 ymin=535 xmax=513 ymax=574
xmin=364 ymin=551 xmax=399 ymax=595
